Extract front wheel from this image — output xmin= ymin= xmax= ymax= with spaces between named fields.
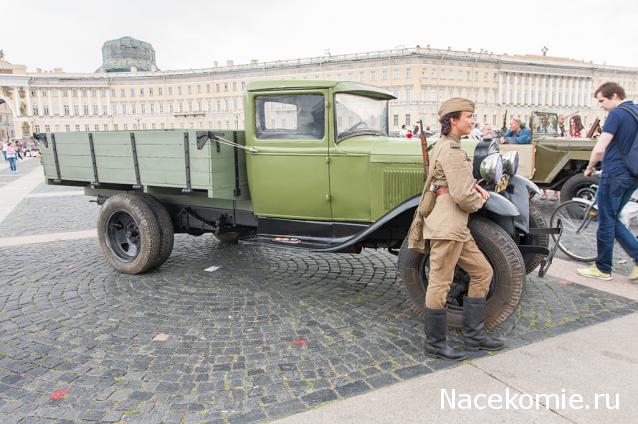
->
xmin=520 ymin=203 xmax=549 ymax=274
xmin=398 ymin=215 xmax=526 ymax=330
xmin=550 ymin=199 xmax=598 ymax=262
xmin=559 ymin=174 xmax=599 ymax=203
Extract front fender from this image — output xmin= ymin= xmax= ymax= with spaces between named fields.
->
xmin=503 ymin=175 xmax=538 ymax=233
xmin=483 ymin=192 xmax=519 ymax=217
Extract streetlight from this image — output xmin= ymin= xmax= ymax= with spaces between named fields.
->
xmin=234 ymin=112 xmax=240 ymax=129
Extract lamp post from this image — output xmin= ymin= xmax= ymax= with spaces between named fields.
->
xmin=234 ymin=112 xmax=240 ymax=129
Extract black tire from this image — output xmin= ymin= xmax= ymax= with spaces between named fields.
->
xmin=559 ymin=174 xmax=600 ymax=203
xmin=139 ymin=194 xmax=174 ymax=269
xmin=398 ymin=215 xmax=526 ymax=330
xmin=98 ymin=193 xmax=162 ymax=275
xmin=520 ymin=203 xmax=549 ymax=274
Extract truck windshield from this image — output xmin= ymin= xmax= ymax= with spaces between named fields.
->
xmin=335 ymin=93 xmax=388 ymax=141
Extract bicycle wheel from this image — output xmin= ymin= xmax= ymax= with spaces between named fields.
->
xmin=550 ymin=199 xmax=598 ymax=262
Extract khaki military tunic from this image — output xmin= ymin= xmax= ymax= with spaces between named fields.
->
xmin=422 ymin=135 xmax=493 ymax=309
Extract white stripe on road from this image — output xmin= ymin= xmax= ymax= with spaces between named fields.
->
xmin=0 ymin=166 xmax=45 ymax=224
xmin=0 ymin=229 xmax=97 ymax=248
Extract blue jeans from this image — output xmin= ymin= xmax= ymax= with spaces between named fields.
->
xmin=596 ymin=174 xmax=638 ymax=273
xmin=7 ymin=157 xmax=16 ymax=172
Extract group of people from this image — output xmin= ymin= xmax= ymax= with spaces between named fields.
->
xmin=0 ymin=139 xmax=39 ymax=173
xmin=411 ymin=80 xmax=638 ymax=361
xmin=399 ymin=124 xmax=436 ymax=139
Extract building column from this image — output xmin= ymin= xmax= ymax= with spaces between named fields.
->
xmin=58 ymin=89 xmax=63 ymax=117
xmin=37 ymin=89 xmax=43 ymax=117
xmin=26 ymin=86 xmax=32 ymax=116
xmin=106 ymin=88 xmax=112 ymax=115
xmin=498 ymin=73 xmax=503 ymax=105
xmin=568 ymin=78 xmax=574 ymax=106
xmin=87 ymin=89 xmax=93 ymax=116
xmin=534 ymin=75 xmax=540 ymax=105
xmin=505 ymin=73 xmax=511 ymax=104
xmin=13 ymin=87 xmax=20 ymax=116
xmin=512 ymin=74 xmax=518 ymax=105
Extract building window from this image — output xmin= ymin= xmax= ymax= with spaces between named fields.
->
xmin=121 ymin=105 xmax=127 ymax=115
xmin=241 ymin=81 xmax=246 ymax=90
xmin=206 ymin=84 xmax=210 ymax=93
xmin=114 ymin=124 xmax=118 ymax=131
xmin=233 ymin=82 xmax=237 ymax=91
xmin=216 ymin=83 xmax=220 ymax=92
xmin=233 ymin=99 xmax=238 ymax=111
xmin=43 ymin=105 xmax=49 ymax=115
xmin=64 ymin=105 xmax=70 ymax=115
xmin=393 ymin=114 xmax=399 ymax=126
xmin=83 ymin=105 xmax=89 ymax=115
xmin=151 ymin=123 xmax=156 ymax=129
xmin=188 ymin=101 xmax=193 ymax=112
xmin=133 ymin=123 xmax=138 ymax=130
xmin=142 ymin=123 xmax=147 ymax=129
xmin=123 ymin=123 xmax=128 ymax=130
xmin=170 ymin=123 xmax=174 ymax=129
xmin=168 ymin=87 xmax=173 ymax=95
xmin=130 ymin=88 xmax=135 ymax=97
xmin=74 ymin=105 xmax=80 ymax=115
xmin=406 ymin=68 xmax=411 ymax=78
xmin=93 ymin=105 xmax=99 ymax=115
xmin=140 ymin=88 xmax=144 ymax=97
xmin=34 ymin=125 xmax=40 ymax=133
xmin=169 ymin=104 xmax=174 ymax=113
xmin=405 ymin=88 xmax=411 ymax=102
xmin=159 ymin=103 xmax=164 ymax=113
xmin=382 ymin=70 xmax=387 ymax=80
xmin=405 ymin=114 xmax=411 ymax=126
xmin=131 ymin=104 xmax=136 ymax=114
xmin=120 ymin=88 xmax=125 ymax=97
xmin=65 ymin=125 xmax=70 ymax=132
xmin=207 ymin=100 xmax=211 ymax=111
xmin=32 ymin=106 xmax=39 ymax=115
xmin=392 ymin=69 xmax=399 ymax=80
xmin=141 ymin=104 xmax=145 ymax=114
xmin=224 ymin=83 xmax=228 ymax=92
xmin=75 ymin=125 xmax=80 ymax=131
xmin=149 ymin=88 xmax=153 ymax=96
xmin=150 ymin=103 xmax=154 ymax=113
xmin=224 ymin=100 xmax=229 ymax=111
xmin=178 ymin=102 xmax=183 ymax=113
xmin=158 ymin=87 xmax=163 ymax=96
xmin=216 ymin=100 xmax=221 ymax=111
xmin=85 ymin=124 xmax=90 ymax=131
xmin=95 ymin=124 xmax=99 ymax=131
xmin=45 ymin=125 xmax=50 ymax=132
xmin=370 ymin=70 xmax=376 ymax=80
xmin=197 ymin=101 xmax=202 ymax=111
xmin=160 ymin=123 xmax=164 ymax=129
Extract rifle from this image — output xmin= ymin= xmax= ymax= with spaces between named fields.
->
xmin=417 ymin=119 xmax=429 ymax=180
xmin=586 ymin=118 xmax=601 ymax=139
xmin=501 ymin=110 xmax=508 ymax=134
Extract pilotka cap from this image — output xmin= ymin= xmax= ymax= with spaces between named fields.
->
xmin=438 ymin=97 xmax=475 ymax=118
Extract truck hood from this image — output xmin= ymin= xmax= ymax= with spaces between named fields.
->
xmin=335 ymin=135 xmax=479 ymax=163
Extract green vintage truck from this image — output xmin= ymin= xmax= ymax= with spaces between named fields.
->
xmin=501 ymin=112 xmax=599 ymax=202
xmin=37 ymin=80 xmax=560 ymax=329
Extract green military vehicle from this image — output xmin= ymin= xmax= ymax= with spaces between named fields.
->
xmin=501 ymin=112 xmax=599 ymax=202
xmin=37 ymin=80 xmax=560 ymax=329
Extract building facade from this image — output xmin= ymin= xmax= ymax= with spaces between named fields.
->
xmin=1 ymin=45 xmax=637 ymax=141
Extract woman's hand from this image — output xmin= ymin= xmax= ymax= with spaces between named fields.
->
xmin=475 ymin=184 xmax=489 ymax=201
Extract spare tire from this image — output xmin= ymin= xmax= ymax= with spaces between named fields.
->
xmin=398 ymin=215 xmax=526 ymax=330
xmin=138 ymin=193 xmax=174 ymax=269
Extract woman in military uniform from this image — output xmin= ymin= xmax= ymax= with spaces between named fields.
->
xmin=422 ymin=98 xmax=504 ymax=360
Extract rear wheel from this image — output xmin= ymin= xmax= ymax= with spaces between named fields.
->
xmin=559 ymin=174 xmax=599 ymax=203
xmin=139 ymin=194 xmax=174 ymax=268
xmin=98 ymin=193 xmax=162 ymax=274
xmin=398 ymin=215 xmax=526 ymax=330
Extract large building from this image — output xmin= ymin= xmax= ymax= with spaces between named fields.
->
xmin=0 ymin=39 xmax=637 ymax=141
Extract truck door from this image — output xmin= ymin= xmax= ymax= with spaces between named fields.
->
xmin=246 ymin=91 xmax=332 ymax=220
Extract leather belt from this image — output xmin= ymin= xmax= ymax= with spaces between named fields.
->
xmin=435 ymin=187 xmax=449 ymax=196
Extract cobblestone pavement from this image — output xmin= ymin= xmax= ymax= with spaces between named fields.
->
xmin=0 ymin=158 xmax=41 ymax=190
xmin=0 ymin=177 xmax=637 ymax=423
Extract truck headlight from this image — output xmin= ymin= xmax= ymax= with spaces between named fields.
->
xmin=502 ymin=151 xmax=519 ymax=176
xmin=480 ymin=153 xmax=503 ymax=183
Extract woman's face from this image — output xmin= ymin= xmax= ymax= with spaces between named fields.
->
xmin=570 ymin=119 xmax=576 ymax=127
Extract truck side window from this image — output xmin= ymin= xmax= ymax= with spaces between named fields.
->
xmin=255 ymin=94 xmax=325 ymax=140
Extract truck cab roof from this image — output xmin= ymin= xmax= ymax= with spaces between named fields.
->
xmin=245 ymin=80 xmax=396 ymax=100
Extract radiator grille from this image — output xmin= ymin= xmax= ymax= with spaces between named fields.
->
xmin=383 ymin=169 xmax=423 ymax=210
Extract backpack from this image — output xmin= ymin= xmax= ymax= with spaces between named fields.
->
xmin=617 ymin=104 xmax=638 ymax=178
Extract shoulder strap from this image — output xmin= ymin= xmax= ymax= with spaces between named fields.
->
xmin=618 ymin=104 xmax=638 ymax=123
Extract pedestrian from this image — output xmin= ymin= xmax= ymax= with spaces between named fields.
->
xmin=399 ymin=124 xmax=407 ymax=138
xmin=406 ymin=129 xmax=413 ymax=139
xmin=413 ymin=125 xmax=421 ymax=138
xmin=578 ymin=82 xmax=638 ymax=281
xmin=2 ymin=140 xmax=8 ymax=162
xmin=421 ymin=97 xmax=504 ymax=360
xmin=481 ymin=123 xmax=496 ymax=141
xmin=569 ymin=115 xmax=586 ymax=138
xmin=469 ymin=123 xmax=483 ymax=140
xmin=558 ymin=115 xmax=566 ymax=137
xmin=6 ymin=141 xmax=18 ymax=173
xmin=499 ymin=117 xmax=531 ymax=144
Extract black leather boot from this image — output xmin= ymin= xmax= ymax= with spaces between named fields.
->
xmin=463 ymin=297 xmax=504 ymax=351
xmin=424 ymin=308 xmax=466 ymax=360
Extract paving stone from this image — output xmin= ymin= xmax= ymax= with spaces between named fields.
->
xmin=0 ymin=191 xmax=635 ymax=422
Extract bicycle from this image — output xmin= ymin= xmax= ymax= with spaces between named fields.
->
xmin=550 ymin=182 xmax=599 ymax=262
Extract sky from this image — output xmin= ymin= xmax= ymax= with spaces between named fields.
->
xmin=2 ymin=0 xmax=638 ymax=73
